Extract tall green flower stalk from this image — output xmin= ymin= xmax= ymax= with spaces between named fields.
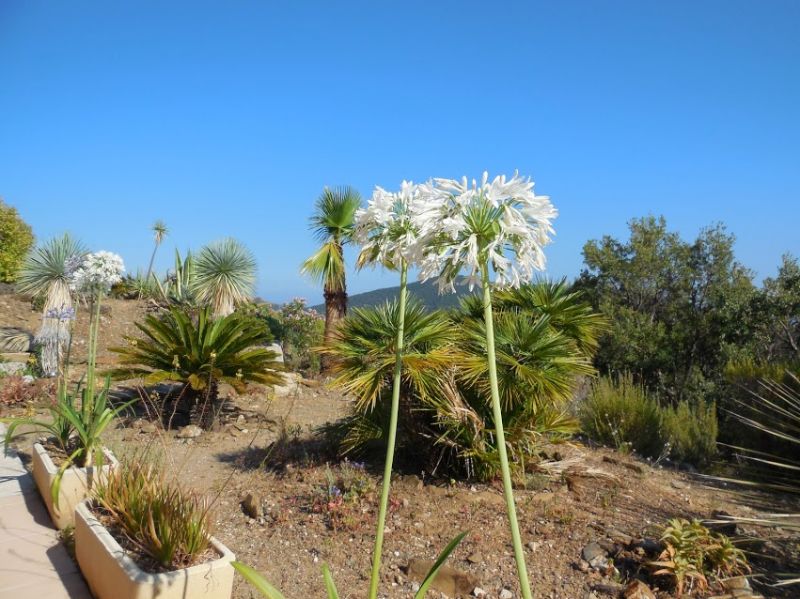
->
xmin=412 ymin=172 xmax=558 ymax=599
xmin=353 ymin=181 xmax=433 ymax=599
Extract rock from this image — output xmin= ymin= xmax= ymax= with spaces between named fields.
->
xmin=591 ymin=582 xmax=626 ymax=596
xmin=527 ymin=541 xmax=541 ymax=552
xmin=472 ymin=588 xmax=486 ymax=597
xmin=575 ymin=560 xmax=590 ymax=573
xmin=632 ymin=538 xmax=661 ymax=556
xmin=141 ymin=421 xmax=158 ymax=434
xmin=236 ymin=414 xmax=247 ymax=425
xmin=499 ymin=589 xmax=513 ymax=599
xmin=670 ymin=480 xmax=688 ymax=490
xmin=405 ymin=559 xmax=479 ymax=597
xmin=623 ymin=580 xmax=656 ymax=599
xmin=21 ymin=374 xmax=34 ymax=384
xmin=0 ymin=361 xmax=25 ymax=376
xmin=267 ymin=343 xmax=284 ymax=363
xmin=466 ymin=552 xmax=482 ymax=564
xmin=130 ymin=418 xmax=145 ymax=429
xmin=722 ymin=576 xmax=752 ymax=591
xmin=177 ymin=424 xmax=202 ymax=439
xmin=582 ymin=542 xmax=606 ymax=563
xmin=241 ymin=493 xmax=262 ymax=518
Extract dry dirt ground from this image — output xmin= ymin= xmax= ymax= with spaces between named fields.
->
xmin=2 ymin=293 xmax=798 ymax=599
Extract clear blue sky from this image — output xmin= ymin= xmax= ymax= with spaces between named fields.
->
xmin=1 ymin=1 xmax=798 ymax=304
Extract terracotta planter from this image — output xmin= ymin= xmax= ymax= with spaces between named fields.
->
xmin=75 ymin=502 xmax=235 ymax=599
xmin=31 ymin=442 xmax=118 ymax=529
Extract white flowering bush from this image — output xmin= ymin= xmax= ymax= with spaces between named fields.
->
xmin=413 ymin=171 xmax=557 ymax=291
xmin=70 ymin=251 xmax=125 ymax=294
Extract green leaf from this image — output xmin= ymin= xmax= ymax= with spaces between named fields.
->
xmin=322 ymin=563 xmax=339 ymax=599
xmin=231 ymin=561 xmax=287 ymax=599
xmin=414 ymin=531 xmax=468 ymax=599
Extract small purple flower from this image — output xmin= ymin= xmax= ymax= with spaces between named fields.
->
xmin=329 ymin=485 xmax=342 ymax=497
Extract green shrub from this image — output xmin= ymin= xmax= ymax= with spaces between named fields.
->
xmin=579 ymin=374 xmax=666 ymax=458
xmin=0 ymin=199 xmax=34 ymax=283
xmin=93 ymin=458 xmax=211 ymax=570
xmin=663 ymin=401 xmax=718 ymax=466
xmin=580 ymin=374 xmax=719 ymax=466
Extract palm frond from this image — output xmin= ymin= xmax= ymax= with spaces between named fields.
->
xmin=308 ymin=186 xmax=361 ymax=244
xmin=16 ymin=233 xmax=86 ymax=299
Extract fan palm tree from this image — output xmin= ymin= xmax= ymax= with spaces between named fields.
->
xmin=144 ymin=220 xmax=168 ymax=284
xmin=16 ymin=233 xmax=86 ymax=375
xmin=301 ymin=186 xmax=361 ymax=370
xmin=192 ymin=238 xmax=256 ymax=318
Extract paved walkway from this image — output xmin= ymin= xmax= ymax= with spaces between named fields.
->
xmin=0 ymin=424 xmax=91 ymax=598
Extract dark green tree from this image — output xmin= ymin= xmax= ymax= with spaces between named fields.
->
xmin=578 ymin=216 xmax=755 ymax=405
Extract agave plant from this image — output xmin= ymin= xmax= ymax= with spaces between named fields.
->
xmin=16 ymin=233 xmax=86 ymax=375
xmin=193 ymin=238 xmax=257 ymax=318
xmin=109 ymin=306 xmax=283 ymax=426
xmin=301 ymin=186 xmax=361 ymax=370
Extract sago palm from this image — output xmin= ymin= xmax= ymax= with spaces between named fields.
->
xmin=109 ymin=306 xmax=283 ymax=426
xmin=16 ymin=233 xmax=86 ymax=375
xmin=301 ymin=186 xmax=361 ymax=370
xmin=193 ymin=238 xmax=257 ymax=318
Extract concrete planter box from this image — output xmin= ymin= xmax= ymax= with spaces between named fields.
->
xmin=75 ymin=502 xmax=235 ymax=599
xmin=31 ymin=442 xmax=118 ymax=529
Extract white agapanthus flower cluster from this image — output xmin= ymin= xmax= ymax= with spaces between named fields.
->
xmin=70 ymin=251 xmax=125 ymax=293
xmin=411 ymin=172 xmax=557 ymax=292
xmin=353 ymin=180 xmax=428 ymax=268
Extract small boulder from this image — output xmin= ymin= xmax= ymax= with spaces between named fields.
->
xmin=405 ymin=559 xmax=479 ymax=597
xmin=499 ymin=589 xmax=514 ymax=599
xmin=177 ymin=424 xmax=202 ymax=439
xmin=241 ymin=493 xmax=262 ymax=518
xmin=623 ymin=580 xmax=656 ymax=599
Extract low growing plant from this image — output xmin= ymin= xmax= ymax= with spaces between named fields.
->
xmin=92 ymin=459 xmax=212 ymax=570
xmin=649 ymin=518 xmax=748 ymax=596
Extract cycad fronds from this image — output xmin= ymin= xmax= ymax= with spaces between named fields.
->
xmin=193 ymin=239 xmax=256 ymax=318
xmin=109 ymin=306 xmax=283 ymax=393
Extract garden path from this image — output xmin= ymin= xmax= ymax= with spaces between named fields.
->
xmin=0 ymin=424 xmax=91 ymax=598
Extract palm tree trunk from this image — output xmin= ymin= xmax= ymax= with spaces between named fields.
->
xmin=321 ymin=244 xmax=348 ymax=373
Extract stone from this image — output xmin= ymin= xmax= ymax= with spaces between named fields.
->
xmin=722 ymin=576 xmax=752 ymax=591
xmin=632 ymin=537 xmax=661 ymax=556
xmin=582 ymin=542 xmax=606 ymax=563
xmin=0 ymin=361 xmax=25 ymax=376
xmin=141 ymin=422 xmax=158 ymax=434
xmin=466 ymin=552 xmax=482 ymax=564
xmin=527 ymin=541 xmax=541 ymax=552
xmin=177 ymin=424 xmax=202 ymax=439
xmin=267 ymin=343 xmax=284 ymax=363
xmin=623 ymin=580 xmax=656 ymax=599
xmin=21 ymin=374 xmax=34 ymax=384
xmin=241 ymin=493 xmax=262 ymax=518
xmin=405 ymin=559 xmax=479 ymax=597
xmin=670 ymin=480 xmax=688 ymax=490
xmin=499 ymin=589 xmax=513 ymax=599
xmin=472 ymin=588 xmax=486 ymax=597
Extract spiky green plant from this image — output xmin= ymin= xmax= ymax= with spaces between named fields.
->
xmin=93 ymin=457 xmax=211 ymax=569
xmin=16 ymin=233 xmax=86 ymax=375
xmin=300 ymin=186 xmax=361 ymax=370
xmin=153 ymin=248 xmax=196 ymax=307
xmin=109 ymin=306 xmax=283 ymax=426
xmin=192 ymin=238 xmax=256 ymax=318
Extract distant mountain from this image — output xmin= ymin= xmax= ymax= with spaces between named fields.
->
xmin=311 ymin=279 xmax=475 ymax=312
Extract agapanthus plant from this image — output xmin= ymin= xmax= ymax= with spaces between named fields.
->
xmin=412 ymin=171 xmax=557 ymax=599
xmin=353 ymin=180 xmax=437 ymax=599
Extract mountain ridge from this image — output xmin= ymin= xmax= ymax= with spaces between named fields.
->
xmin=310 ymin=279 xmax=475 ymax=312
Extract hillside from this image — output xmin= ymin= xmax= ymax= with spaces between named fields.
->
xmin=312 ymin=279 xmax=476 ymax=312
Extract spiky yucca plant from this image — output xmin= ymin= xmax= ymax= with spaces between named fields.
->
xmin=193 ymin=238 xmax=256 ymax=318
xmin=109 ymin=306 xmax=283 ymax=426
xmin=16 ymin=233 xmax=86 ymax=375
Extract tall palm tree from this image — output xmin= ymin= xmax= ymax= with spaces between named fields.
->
xmin=144 ymin=220 xmax=168 ymax=284
xmin=16 ymin=233 xmax=86 ymax=375
xmin=301 ymin=186 xmax=361 ymax=370
xmin=192 ymin=238 xmax=257 ymax=318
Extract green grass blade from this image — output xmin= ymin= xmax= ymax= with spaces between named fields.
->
xmin=414 ymin=531 xmax=469 ymax=599
xmin=231 ymin=561 xmax=287 ymax=599
xmin=322 ymin=563 xmax=340 ymax=599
